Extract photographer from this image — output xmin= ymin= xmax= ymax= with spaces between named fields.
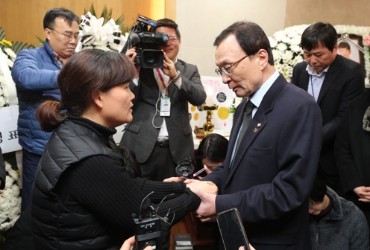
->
xmin=120 ymin=18 xmax=207 ymax=182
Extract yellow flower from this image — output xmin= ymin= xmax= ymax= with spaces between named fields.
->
xmin=0 ymin=39 xmax=12 ymax=47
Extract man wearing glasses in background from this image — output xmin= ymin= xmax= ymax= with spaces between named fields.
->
xmin=11 ymin=7 xmax=79 ymax=212
xmin=120 ymin=18 xmax=206 ymax=182
xmin=185 ymin=21 xmax=323 ymax=249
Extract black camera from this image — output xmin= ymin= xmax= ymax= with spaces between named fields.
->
xmin=134 ymin=215 xmax=161 ymax=249
xmin=175 ymin=155 xmax=194 ymax=178
xmin=122 ymin=15 xmax=169 ymax=68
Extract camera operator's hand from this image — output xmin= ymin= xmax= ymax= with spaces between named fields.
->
xmin=125 ymin=48 xmax=137 ymax=63
xmin=161 ymin=51 xmax=178 ymax=80
xmin=125 ymin=48 xmax=140 ymax=78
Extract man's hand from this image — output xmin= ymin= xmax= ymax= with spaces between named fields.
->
xmin=161 ymin=52 xmax=178 ymax=79
xmin=184 ymin=179 xmax=218 ymax=218
xmin=354 ymin=186 xmax=370 ymax=202
xmin=195 ymin=191 xmax=217 ymax=218
xmin=125 ymin=48 xmax=137 ymax=63
xmin=184 ymin=179 xmax=218 ymax=195
xmin=125 ymin=48 xmax=140 ymax=78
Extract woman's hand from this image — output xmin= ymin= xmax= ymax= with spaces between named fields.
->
xmin=121 ymin=236 xmax=153 ymax=250
xmin=163 ymin=176 xmax=185 ymax=183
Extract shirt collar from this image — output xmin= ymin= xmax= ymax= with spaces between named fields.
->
xmin=306 ymin=64 xmax=329 ymax=77
xmin=53 ymin=51 xmax=64 ymax=68
xmin=249 ymin=70 xmax=279 ymax=108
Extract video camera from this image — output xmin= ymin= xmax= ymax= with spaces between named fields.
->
xmin=121 ymin=15 xmax=169 ymax=68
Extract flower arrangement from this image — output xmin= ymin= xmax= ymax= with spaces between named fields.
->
xmin=0 ymin=161 xmax=21 ymax=231
xmin=269 ymin=24 xmax=370 ymax=84
xmin=268 ymin=25 xmax=306 ymax=81
xmin=78 ymin=12 xmax=128 ymax=52
xmin=0 ymin=27 xmax=33 ymax=107
xmin=363 ymin=34 xmax=370 ymax=87
xmin=0 ymin=39 xmax=17 ymax=107
xmin=77 ymin=5 xmax=128 ymax=52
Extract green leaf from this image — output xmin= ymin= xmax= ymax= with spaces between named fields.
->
xmin=36 ymin=36 xmax=45 ymax=45
xmin=0 ymin=27 xmax=5 ymax=40
xmin=0 ymin=26 xmax=34 ymax=54
xmin=11 ymin=41 xmax=34 ymax=55
xmin=83 ymin=3 xmax=126 ymax=30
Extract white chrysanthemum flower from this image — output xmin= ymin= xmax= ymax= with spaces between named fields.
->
xmin=276 ymin=42 xmax=288 ymax=51
xmin=6 ymin=57 xmax=13 ymax=68
xmin=0 ymin=162 xmax=21 ymax=231
xmin=4 ymin=47 xmax=16 ymax=60
xmin=290 ymin=44 xmax=301 ymax=53
xmin=79 ymin=12 xmax=126 ymax=52
xmin=0 ymin=46 xmax=16 ymax=107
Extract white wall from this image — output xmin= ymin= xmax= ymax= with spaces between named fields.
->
xmin=175 ymin=0 xmax=287 ymax=76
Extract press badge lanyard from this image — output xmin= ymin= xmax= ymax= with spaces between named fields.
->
xmin=156 ymin=68 xmax=171 ymax=117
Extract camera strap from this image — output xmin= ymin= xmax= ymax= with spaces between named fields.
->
xmin=155 ymin=68 xmax=171 ymax=117
xmin=155 ymin=68 xmax=169 ymax=96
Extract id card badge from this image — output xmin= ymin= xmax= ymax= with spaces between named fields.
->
xmin=160 ymin=96 xmax=171 ymax=116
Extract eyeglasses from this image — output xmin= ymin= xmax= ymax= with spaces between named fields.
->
xmin=49 ymin=28 xmax=79 ymax=41
xmin=167 ymin=35 xmax=178 ymax=42
xmin=215 ymin=55 xmax=248 ymax=76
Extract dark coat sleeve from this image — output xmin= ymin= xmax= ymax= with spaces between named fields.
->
xmin=0 ymin=147 xmax=5 ymax=189
xmin=335 ymin=91 xmax=370 ymax=194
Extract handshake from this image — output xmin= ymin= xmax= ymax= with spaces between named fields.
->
xmin=164 ymin=176 xmax=218 ymax=219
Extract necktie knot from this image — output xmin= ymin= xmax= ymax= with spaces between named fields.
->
xmin=244 ymin=100 xmax=255 ymax=116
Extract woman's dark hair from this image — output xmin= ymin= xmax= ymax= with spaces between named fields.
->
xmin=197 ymin=133 xmax=229 ymax=164
xmin=214 ymin=21 xmax=274 ymax=65
xmin=43 ymin=7 xmax=79 ymax=29
xmin=300 ymin=22 xmax=337 ymax=51
xmin=37 ymin=49 xmax=136 ymax=131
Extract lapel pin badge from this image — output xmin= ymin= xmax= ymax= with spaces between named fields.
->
xmin=254 ymin=123 xmax=262 ymax=133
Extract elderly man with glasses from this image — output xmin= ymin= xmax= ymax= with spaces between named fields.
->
xmin=11 ymin=7 xmax=79 ymax=212
xmin=184 ymin=21 xmax=323 ymax=250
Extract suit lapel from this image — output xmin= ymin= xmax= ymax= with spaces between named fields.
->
xmin=300 ymin=71 xmax=310 ymax=91
xmin=225 ymin=75 xmax=286 ymax=186
xmin=317 ymin=56 xmax=341 ymax=104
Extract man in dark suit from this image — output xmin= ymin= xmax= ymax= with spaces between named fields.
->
xmin=186 ymin=21 xmax=322 ymax=250
xmin=120 ymin=18 xmax=206 ymax=181
xmin=292 ymin=22 xmax=365 ymax=194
